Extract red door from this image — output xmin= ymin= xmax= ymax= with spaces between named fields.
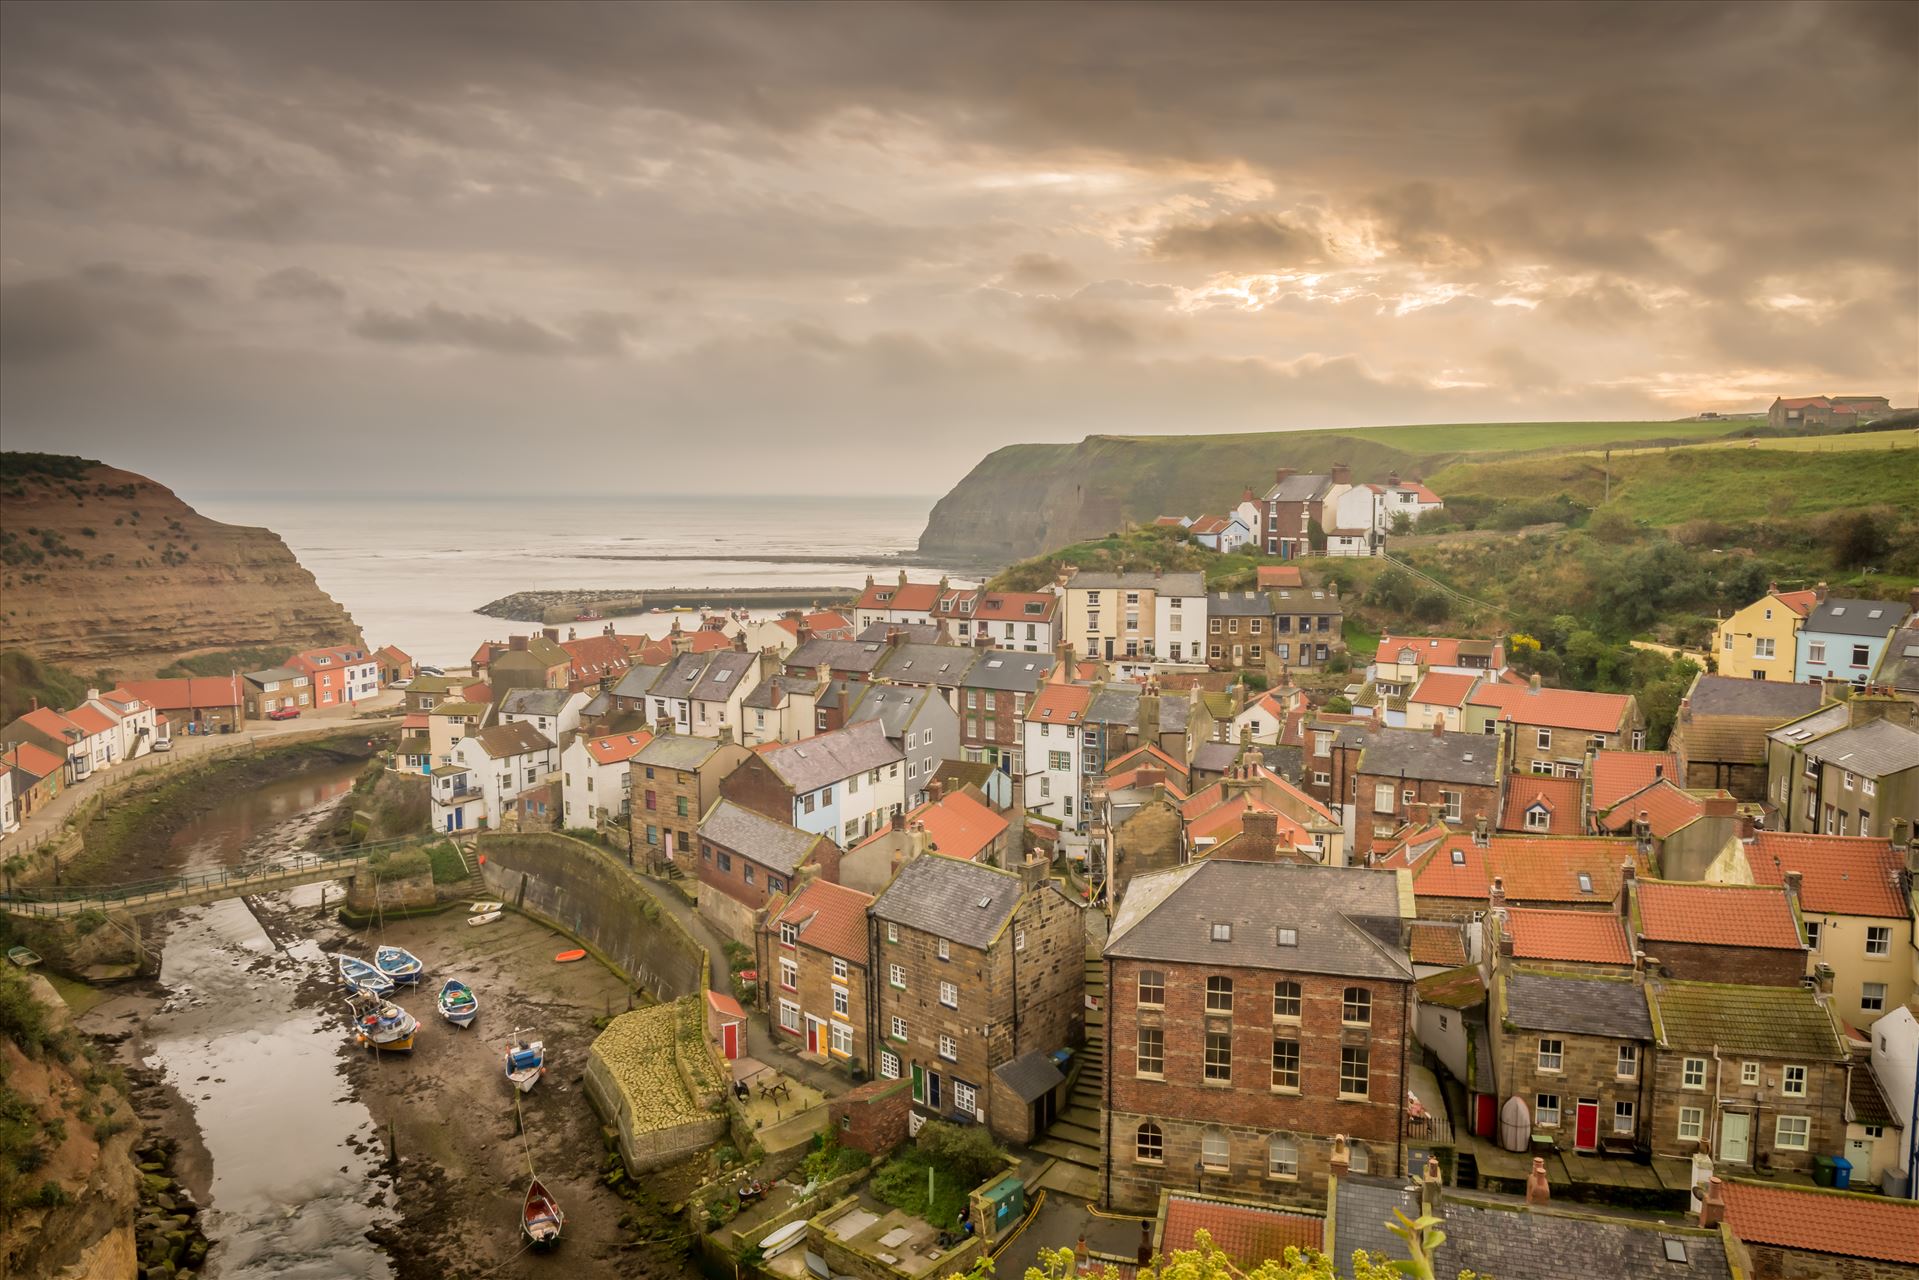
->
xmin=1574 ymin=1100 xmax=1599 ymax=1152
xmin=806 ymin=1019 xmax=821 ymax=1054
xmin=721 ymin=1021 xmax=739 ymax=1060
xmin=1474 ymin=1094 xmax=1496 ymax=1138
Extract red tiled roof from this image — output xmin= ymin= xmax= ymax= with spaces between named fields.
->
xmin=375 ymin=644 xmax=412 ymax=663
xmin=1597 ymin=778 xmax=1707 ymax=838
xmin=1719 ymin=1180 xmax=1919 ymax=1265
xmin=909 ymin=790 xmax=1008 ymax=862
xmin=1256 ymin=565 xmax=1303 ymax=588
xmin=634 ymin=630 xmax=735 ymax=664
xmin=11 ymin=706 xmax=82 ymax=740
xmin=583 ymin=731 xmax=655 ymax=765
xmin=1775 ymin=396 xmax=1832 ymax=410
xmin=855 ymin=580 xmax=942 ymax=612
xmin=1414 ymin=833 xmax=1645 ymax=904
xmin=1030 ymin=683 xmax=1090 ymax=723
xmin=3 ymin=741 xmax=66 ymax=779
xmin=1376 ymin=633 xmax=1503 ymax=669
xmin=562 ymin=634 xmax=631 ymax=681
xmin=1635 ymin=880 xmax=1802 ymax=950
xmin=1772 ymin=589 xmax=1819 ymax=618
xmin=1160 ymin=1196 xmax=1323 ymax=1270
xmin=1407 ymin=921 xmax=1469 ymax=967
xmin=706 ymin=990 xmax=746 ymax=1020
xmin=1499 ymin=774 xmax=1583 ymax=834
xmin=1468 ymin=682 xmax=1632 ymax=733
xmin=1152 ymin=516 xmax=1186 ymax=527
xmin=1410 ymin=671 xmax=1478 ymax=707
xmin=972 ymin=592 xmax=1057 ymax=622
xmin=774 ymin=611 xmax=855 ymax=638
xmin=66 ymin=705 xmax=119 ymax=735
xmin=1505 ymin=907 xmax=1633 ymax=965
xmin=401 ymin=713 xmax=429 ymax=729
xmin=1188 ymin=515 xmax=1228 ymax=535
xmin=1107 ymin=744 xmax=1189 ymax=783
xmin=1104 ymin=767 xmax=1188 ymax=800
xmin=1746 ymin=832 xmax=1906 ymax=918
xmin=768 ymin=879 xmax=873 ymax=966
xmin=119 ymin=676 xmax=243 ymax=712
xmin=1589 ymin=750 xmax=1679 ymax=813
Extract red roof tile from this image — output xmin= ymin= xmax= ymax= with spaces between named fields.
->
xmin=768 ymin=879 xmax=873 ymax=966
xmin=1107 ymin=744 xmax=1189 ymax=783
xmin=376 ymin=644 xmax=412 ymax=663
xmin=1407 ymin=921 xmax=1469 ymax=967
xmin=1376 ymin=633 xmax=1505 ymax=669
xmin=119 ymin=676 xmax=244 ymax=712
xmin=1499 ymin=774 xmax=1583 ymax=834
xmin=3 ymin=741 xmax=66 ymax=779
xmin=1505 ymin=907 xmax=1634 ymax=965
xmin=1772 ymin=589 xmax=1820 ymax=618
xmin=1719 ymin=1180 xmax=1919 ymax=1264
xmin=1256 ymin=565 xmax=1303 ymax=588
xmin=1635 ymin=880 xmax=1802 ymax=950
xmin=1030 ymin=683 xmax=1090 ymax=723
xmin=1589 ymin=750 xmax=1679 ymax=813
xmin=1775 ymin=396 xmax=1832 ymax=410
xmin=1596 ymin=778 xmax=1708 ymax=838
xmin=855 ymin=580 xmax=943 ymax=612
xmin=1745 ymin=832 xmax=1906 ymax=918
xmin=65 ymin=705 xmax=119 ymax=735
xmin=1159 ymin=1196 xmax=1323 ymax=1270
xmin=774 ymin=611 xmax=855 ymax=639
xmin=11 ymin=706 xmax=82 ymax=740
xmin=706 ymin=990 xmax=746 ymax=1020
xmin=1414 ymin=833 xmax=1645 ymax=904
xmin=583 ymin=731 xmax=655 ymax=765
xmin=1468 ymin=682 xmax=1633 ymax=733
xmin=1410 ymin=671 xmax=1478 ymax=707
xmin=908 ymin=790 xmax=1008 ymax=862
xmin=561 ymin=634 xmax=631 ymax=681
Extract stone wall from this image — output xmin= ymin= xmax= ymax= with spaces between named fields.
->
xmin=1739 ymin=1242 xmax=1918 ymax=1280
xmin=583 ymin=1054 xmax=725 ymax=1174
xmin=344 ymin=867 xmax=436 ymax=915
xmin=474 ymin=832 xmax=705 ymax=999
xmin=829 ymin=1079 xmax=913 ymax=1159
xmin=697 ymin=880 xmax=760 ymax=950
xmin=807 ymin=1199 xmax=984 ymax=1280
xmin=1649 ymin=940 xmax=1806 ymax=987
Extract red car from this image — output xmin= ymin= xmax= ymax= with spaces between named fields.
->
xmin=267 ymin=707 xmax=302 ymax=721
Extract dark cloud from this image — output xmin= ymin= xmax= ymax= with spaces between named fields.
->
xmin=1024 ymin=298 xmax=1167 ymax=354
xmin=1004 ymin=252 xmax=1079 ymax=289
xmin=350 ymin=305 xmax=641 ymax=357
xmin=256 ymin=267 xmax=345 ymax=304
xmin=1149 ymin=213 xmax=1326 ymax=266
xmin=0 ymin=265 xmax=200 ymax=364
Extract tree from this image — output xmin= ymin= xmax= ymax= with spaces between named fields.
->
xmin=1326 ymin=695 xmax=1354 ymax=714
xmin=1412 ymin=592 xmax=1452 ymax=623
xmin=1027 ymin=1216 xmax=1481 ymax=1280
xmin=1826 ymin=511 xmax=1888 ymax=569
xmin=1368 ymin=568 xmax=1417 ymax=613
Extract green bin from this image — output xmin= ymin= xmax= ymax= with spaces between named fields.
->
xmin=1812 ymin=1155 xmax=1836 ymax=1187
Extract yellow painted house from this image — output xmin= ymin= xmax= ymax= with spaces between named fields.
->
xmin=1714 ymin=585 xmax=1820 ymax=681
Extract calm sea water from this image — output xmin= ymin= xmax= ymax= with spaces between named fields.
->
xmin=183 ymin=492 xmax=941 ymax=665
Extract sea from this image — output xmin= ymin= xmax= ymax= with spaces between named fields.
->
xmin=180 ymin=492 xmax=949 ymax=666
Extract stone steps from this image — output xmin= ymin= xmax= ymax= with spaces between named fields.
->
xmin=1034 ymin=1159 xmax=1100 ymax=1201
xmin=1032 ymin=1136 xmax=1101 ymax=1168
xmin=1048 ymin=1119 xmax=1102 ymax=1149
xmin=1061 ymin=1105 xmax=1102 ymax=1129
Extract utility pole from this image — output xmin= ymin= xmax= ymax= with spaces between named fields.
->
xmin=1604 ymin=449 xmax=1612 ymax=504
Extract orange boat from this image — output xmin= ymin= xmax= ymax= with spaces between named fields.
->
xmin=554 ymin=949 xmax=586 ymax=964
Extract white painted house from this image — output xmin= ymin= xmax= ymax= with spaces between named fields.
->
xmin=1152 ymin=587 xmax=1207 ymax=665
xmin=431 ymin=721 xmax=557 ymax=833
xmin=1868 ymin=1006 xmax=1916 ymax=1197
xmin=1021 ymin=681 xmax=1092 ymax=829
xmin=86 ymin=688 xmax=159 ymax=761
xmin=498 ymin=687 xmax=590 ymax=744
xmin=754 ymin=720 xmax=905 ymax=845
xmin=560 ymin=730 xmax=653 ymax=829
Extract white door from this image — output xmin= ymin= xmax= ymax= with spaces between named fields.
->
xmin=1718 ymin=1111 xmax=1751 ymax=1164
xmin=1846 ymin=1136 xmax=1873 ymax=1182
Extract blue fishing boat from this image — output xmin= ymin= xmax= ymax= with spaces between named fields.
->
xmin=337 ymin=954 xmax=394 ymax=996
xmin=375 ymin=945 xmax=424 ymax=985
xmin=437 ymin=979 xmax=479 ymax=1028
xmin=504 ymin=1030 xmax=545 ymax=1093
xmin=347 ymin=991 xmax=419 ymax=1053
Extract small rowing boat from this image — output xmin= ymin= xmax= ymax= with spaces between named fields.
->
xmin=504 ymin=1030 xmax=545 ymax=1093
xmin=337 ymin=954 xmax=394 ymax=996
xmin=554 ymin=949 xmax=586 ymax=964
xmin=468 ymin=911 xmax=501 ymax=927
xmin=761 ymin=1219 xmax=808 ymax=1259
xmin=437 ymin=979 xmax=478 ymax=1028
xmin=6 ymin=947 xmax=41 ymax=968
xmin=469 ymin=901 xmax=503 ymax=914
xmin=375 ymin=945 xmax=424 ymax=985
xmin=347 ymin=991 xmax=418 ymax=1052
xmin=522 ymin=1177 xmax=563 ymax=1249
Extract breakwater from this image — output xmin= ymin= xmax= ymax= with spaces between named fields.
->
xmin=477 ymin=586 xmax=857 ymax=623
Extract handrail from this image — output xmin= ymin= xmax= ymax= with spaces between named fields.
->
xmin=0 ymin=835 xmax=426 ymax=906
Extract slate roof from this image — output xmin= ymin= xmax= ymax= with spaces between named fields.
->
xmin=1069 ymin=571 xmax=1206 ymax=594
xmin=1263 ymin=472 xmax=1330 ymax=502
xmin=1502 ymin=969 xmax=1653 ymax=1040
xmin=470 ymin=721 xmax=554 ymax=759
xmin=876 ymin=643 xmax=975 ymax=685
xmin=856 ymin=622 xmax=946 ymax=645
xmin=633 ymin=734 xmax=728 ymax=771
xmin=1105 ymin=860 xmax=1412 ymax=982
xmin=1334 ymin=1177 xmax=1734 ymax=1280
xmin=242 ymin=666 xmax=303 ymax=684
xmin=1189 ymin=741 xmax=1240 ymax=773
xmin=741 ymin=673 xmax=821 ymax=710
xmin=761 ymin=721 xmax=902 ymax=792
xmin=962 ymin=652 xmax=1056 ymax=692
xmin=768 ymin=879 xmax=873 ymax=965
xmin=1634 ymin=880 xmax=1802 ymax=950
xmin=1647 ymin=980 xmax=1845 ymax=1058
xmin=1683 ymin=672 xmax=1827 ymax=721
xmin=1745 ymin=832 xmax=1907 ymax=918
xmin=788 ymin=637 xmax=891 ymax=675
xmin=1719 ymin=1180 xmax=1919 ymax=1265
xmin=690 ymin=652 xmax=757 ymax=702
xmin=701 ymin=799 xmax=823 ymax=875
xmin=1355 ymin=727 xmax=1498 ymax=787
xmin=1084 ymin=685 xmax=1193 ymax=735
xmin=1160 ymin=1196 xmax=1323 ymax=1268
xmin=1802 ymin=596 xmax=1911 ymax=638
xmin=870 ymin=853 xmax=1029 ymax=950
xmin=993 ymin=1050 xmax=1065 ymax=1105
xmin=1802 ymin=716 xmax=1919 ymax=777
xmin=1504 ymin=907 xmax=1633 ymax=965
xmin=1874 ymin=621 xmax=1919 ymax=692
xmin=501 ymin=687 xmax=572 ymax=717
xmin=1206 ymin=592 xmax=1271 ymax=617
xmin=845 ymin=683 xmax=936 ymax=740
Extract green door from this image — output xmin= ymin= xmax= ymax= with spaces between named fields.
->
xmin=912 ymin=1063 xmax=924 ymax=1105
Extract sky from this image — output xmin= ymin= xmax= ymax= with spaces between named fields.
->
xmin=1 ymin=1 xmax=1914 ymax=495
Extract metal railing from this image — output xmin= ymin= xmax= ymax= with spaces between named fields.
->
xmin=0 ymin=835 xmax=425 ymax=914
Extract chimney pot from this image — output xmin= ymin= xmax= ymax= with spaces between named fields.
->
xmin=1529 ymin=673 xmax=1542 ymax=693
xmin=1699 ymin=1176 xmax=1726 ymax=1228
xmin=1525 ymin=1156 xmax=1550 ymax=1205
xmin=928 ymin=777 xmax=944 ymax=803
xmin=1329 ymin=1134 xmax=1351 ymax=1176
xmin=1419 ymin=1155 xmax=1443 ymax=1219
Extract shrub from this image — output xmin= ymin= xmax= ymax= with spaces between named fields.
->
xmin=914 ymin=1119 xmax=1007 ymax=1189
xmin=1411 ymin=592 xmax=1451 ymax=623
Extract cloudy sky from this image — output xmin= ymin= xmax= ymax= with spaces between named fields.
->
xmin=2 ymin=1 xmax=1913 ymax=494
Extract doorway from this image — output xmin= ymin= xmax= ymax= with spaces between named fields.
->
xmin=1719 ymin=1111 xmax=1752 ymax=1164
xmin=1574 ymin=1100 xmax=1599 ymax=1152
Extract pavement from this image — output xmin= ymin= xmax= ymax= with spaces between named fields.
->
xmin=991 ymin=1189 xmax=1151 ymax=1280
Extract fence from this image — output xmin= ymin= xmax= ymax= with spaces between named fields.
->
xmin=0 ymin=836 xmax=422 ymax=914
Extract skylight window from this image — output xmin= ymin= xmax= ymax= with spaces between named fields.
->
xmin=987 ymin=659 xmax=1004 ymax=668
xmin=1451 ymin=849 xmax=1465 ymax=865
xmin=1211 ymin=922 xmax=1233 ymax=942
xmin=1831 ymin=606 xmax=1846 ymax=616
xmin=1661 ymin=1239 xmax=1687 ymax=1264
xmin=1577 ymin=872 xmax=1594 ymax=894
xmin=1277 ymin=927 xmax=1297 ymax=947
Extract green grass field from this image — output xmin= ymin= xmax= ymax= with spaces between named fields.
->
xmin=1337 ymin=420 xmax=1733 ymax=455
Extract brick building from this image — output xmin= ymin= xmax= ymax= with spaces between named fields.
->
xmin=955 ymin=650 xmax=1054 ymax=781
xmin=1409 ymin=828 xmax=1648 ymax=921
xmin=760 ymin=878 xmax=874 ymax=1071
xmin=1346 ymin=724 xmax=1502 ymax=841
xmin=1628 ymin=875 xmax=1807 ymax=986
xmin=1645 ymin=980 xmax=1848 ymax=1174
xmin=868 ymin=852 xmax=1084 ymax=1143
xmin=1671 ymin=673 xmax=1827 ymax=801
xmin=629 ymin=733 xmax=749 ymax=873
xmin=1465 ymin=677 xmax=1645 ymax=776
xmin=1102 ymin=859 xmax=1414 ymax=1212
xmin=696 ymin=798 xmax=839 ymax=942
xmin=1488 ymin=967 xmax=1654 ymax=1156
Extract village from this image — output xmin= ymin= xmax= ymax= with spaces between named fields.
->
xmin=6 ymin=451 xmax=1918 ymax=1280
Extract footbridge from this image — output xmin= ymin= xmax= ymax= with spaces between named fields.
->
xmin=0 ymin=839 xmax=421 ymax=919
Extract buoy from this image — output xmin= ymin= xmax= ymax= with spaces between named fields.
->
xmin=555 ymin=949 xmax=586 ymax=964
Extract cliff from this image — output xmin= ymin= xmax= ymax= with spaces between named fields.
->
xmin=917 ymin=431 xmax=1420 ymax=566
xmin=0 ymin=453 xmax=361 ymax=678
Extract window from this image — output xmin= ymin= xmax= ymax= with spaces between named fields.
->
xmin=1268 ymin=1135 xmax=1299 ymax=1179
xmin=1277 ymin=927 xmax=1298 ymax=948
xmin=939 ymin=981 xmax=958 ymax=1009
xmin=833 ymin=986 xmax=850 ymax=1017
xmin=1348 ymin=1141 xmax=1370 ymax=1174
xmin=1617 ymin=1044 xmax=1638 ymax=1080
xmin=1440 ymin=790 xmax=1462 ymax=821
xmin=1374 ymin=783 xmax=1395 ymax=812
xmin=1614 ymin=1101 xmax=1635 ymax=1134
xmin=938 ymin=1034 xmax=957 ymax=1061
xmin=742 ymin=864 xmax=755 ymax=885
xmin=1775 ymin=1115 xmax=1810 ymax=1150
xmin=1206 ymin=976 xmax=1234 ymax=1013
xmin=1138 ymin=970 xmax=1165 ymax=1007
xmin=1864 ymin=777 xmax=1877 ymax=796
xmin=1851 ymin=643 xmax=1870 ymax=667
xmin=1867 ymin=926 xmax=1892 ymax=956
xmin=832 ymin=956 xmax=848 ymax=981
xmin=1755 ymin=637 xmax=1776 ymax=659
xmin=1273 ymin=980 xmax=1301 ymax=1020
xmin=1536 ymin=728 xmax=1552 ymax=751
xmin=1537 ymin=1038 xmax=1564 ymax=1072
xmin=1677 ymin=1107 xmax=1703 ymax=1141
xmin=779 ymin=959 xmax=798 ymax=991
xmin=1340 ymin=1046 xmax=1369 ymax=1097
xmin=779 ymin=921 xmax=798 ymax=946
xmin=1204 ymin=1031 xmax=1233 ymax=1082
xmin=881 ymin=1050 xmax=902 ymax=1080
xmin=890 ymin=1016 xmax=907 ymax=1041
xmin=1683 ymin=1058 xmax=1707 ymax=1090
xmin=890 ymin=963 xmax=906 ymax=990
xmin=1808 ymin=640 xmax=1827 ymax=664
xmin=779 ymin=1001 xmax=800 ymax=1032
xmin=1200 ymin=1131 xmax=1229 ymax=1170
xmin=886 ymin=923 xmax=898 ymax=944
xmin=1211 ymin=922 xmax=1233 ymax=942
xmin=1525 ymin=805 xmax=1551 ymax=832
xmin=1272 ymin=1039 xmax=1300 ymax=1090
xmin=952 ymin=1080 xmax=977 ymax=1118
xmin=1782 ymin=1065 xmax=1806 ymax=1096
xmin=1137 ymin=1026 xmax=1164 ymax=1076
xmin=1741 ymin=1062 xmax=1760 ymax=1086
xmin=1804 ymin=920 xmax=1821 ymax=949
xmin=1016 ymin=929 xmax=1027 ymax=952
xmin=1863 ymin=983 xmax=1887 ymax=1013
xmin=1136 ymin=1123 xmax=1164 ymax=1163
xmin=936 ymin=938 xmax=950 ymax=962
xmin=1342 ymin=987 xmax=1372 ymax=1026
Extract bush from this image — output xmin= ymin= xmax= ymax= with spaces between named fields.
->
xmin=1825 ymin=511 xmax=1889 ymax=569
xmin=914 ymin=1119 xmax=1007 ymax=1189
xmin=1411 ymin=592 xmax=1452 ymax=623
xmin=1325 ymin=695 xmax=1353 ymax=714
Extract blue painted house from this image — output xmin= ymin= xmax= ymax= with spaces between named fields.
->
xmin=1796 ymin=596 xmax=1912 ymax=687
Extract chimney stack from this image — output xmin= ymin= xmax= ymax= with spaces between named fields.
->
xmin=1138 ymin=693 xmax=1161 ymax=749
xmin=1473 ymin=814 xmax=1490 ymax=848
xmin=928 ymin=777 xmax=945 ymax=803
xmin=1783 ymin=868 xmax=1803 ymax=909
xmin=890 ymin=807 xmax=906 ymax=833
xmin=1019 ymin=854 xmax=1049 ymax=892
xmin=1241 ymin=810 xmax=1282 ymax=859
xmin=1330 ymin=462 xmax=1352 ymax=487
xmin=1274 ymin=467 xmax=1293 ymax=486
xmin=796 ymin=619 xmax=812 ymax=646
xmin=1698 ymin=1176 xmax=1726 ymax=1228
xmin=1490 ymin=875 xmax=1506 ymax=912
xmin=1525 ymin=1157 xmax=1550 ymax=1205
xmin=1528 ymin=673 xmax=1542 ymax=693
xmin=1701 ymin=792 xmax=1736 ymax=819
xmin=907 ymin=820 xmax=930 ymax=861
xmin=510 ymin=635 xmax=529 ymax=652
xmin=718 ymin=725 xmax=734 ymax=746
xmin=543 ymin=627 xmax=560 ymax=643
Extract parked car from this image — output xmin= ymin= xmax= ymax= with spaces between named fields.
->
xmin=388 ymin=678 xmax=413 ymax=690
xmin=150 ymin=739 xmax=173 ymax=752
xmin=267 ymin=707 xmax=302 ymax=721
xmin=418 ymin=665 xmax=446 ymax=677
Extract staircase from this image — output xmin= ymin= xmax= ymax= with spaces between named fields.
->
xmin=454 ymin=842 xmax=489 ymax=900
xmin=1032 ymin=952 xmax=1106 ymax=1200
xmin=1454 ymin=1149 xmax=1479 ymax=1190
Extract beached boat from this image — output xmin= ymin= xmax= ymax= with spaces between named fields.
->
xmin=469 ymin=901 xmax=503 ymax=914
xmin=468 ymin=911 xmax=502 ymax=927
xmin=437 ymin=979 xmax=478 ymax=1028
xmin=337 ymin=954 xmax=395 ymax=995
xmin=375 ymin=945 xmax=424 ymax=985
xmin=522 ymin=1177 xmax=563 ymax=1249
xmin=347 ymin=991 xmax=418 ymax=1052
xmin=504 ymin=1031 xmax=546 ymax=1093
xmin=6 ymin=947 xmax=41 ymax=968
xmin=760 ymin=1219 xmax=808 ymax=1260
xmin=554 ymin=949 xmax=586 ymax=964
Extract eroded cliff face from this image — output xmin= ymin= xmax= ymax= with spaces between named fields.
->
xmin=0 ymin=455 xmax=362 ymax=677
